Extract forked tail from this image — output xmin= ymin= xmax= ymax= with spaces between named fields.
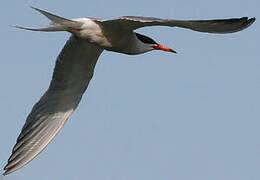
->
xmin=11 ymin=6 xmax=83 ymax=32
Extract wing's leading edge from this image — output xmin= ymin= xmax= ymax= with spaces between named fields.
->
xmin=103 ymin=16 xmax=255 ymax=33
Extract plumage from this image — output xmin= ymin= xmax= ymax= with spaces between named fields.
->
xmin=4 ymin=7 xmax=255 ymax=175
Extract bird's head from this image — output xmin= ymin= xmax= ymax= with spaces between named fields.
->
xmin=135 ymin=33 xmax=177 ymax=54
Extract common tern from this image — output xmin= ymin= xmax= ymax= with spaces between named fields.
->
xmin=3 ymin=7 xmax=255 ymax=175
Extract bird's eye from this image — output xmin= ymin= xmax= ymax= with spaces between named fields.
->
xmin=135 ymin=33 xmax=157 ymax=44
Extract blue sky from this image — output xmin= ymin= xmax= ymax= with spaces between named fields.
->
xmin=1 ymin=0 xmax=259 ymax=180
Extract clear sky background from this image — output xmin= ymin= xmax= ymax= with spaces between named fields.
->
xmin=0 ymin=0 xmax=259 ymax=180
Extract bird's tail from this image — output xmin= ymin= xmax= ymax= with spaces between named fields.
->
xmin=11 ymin=7 xmax=84 ymax=32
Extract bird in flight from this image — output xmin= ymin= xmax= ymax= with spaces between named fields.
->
xmin=3 ymin=7 xmax=255 ymax=175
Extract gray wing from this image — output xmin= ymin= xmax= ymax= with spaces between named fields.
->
xmin=3 ymin=35 xmax=103 ymax=175
xmin=102 ymin=16 xmax=255 ymax=33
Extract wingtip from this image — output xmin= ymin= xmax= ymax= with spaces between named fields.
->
xmin=2 ymin=168 xmax=11 ymax=176
xmin=2 ymin=170 xmax=13 ymax=176
xmin=248 ymin=17 xmax=256 ymax=25
xmin=3 ymin=164 xmax=10 ymax=176
xmin=2 ymin=160 xmax=22 ymax=176
xmin=235 ymin=17 xmax=255 ymax=32
xmin=243 ymin=17 xmax=256 ymax=30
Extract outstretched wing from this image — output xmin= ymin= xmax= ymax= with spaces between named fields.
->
xmin=102 ymin=16 xmax=255 ymax=33
xmin=4 ymin=35 xmax=103 ymax=175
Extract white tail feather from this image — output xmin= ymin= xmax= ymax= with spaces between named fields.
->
xmin=10 ymin=24 xmax=65 ymax=32
xmin=11 ymin=7 xmax=84 ymax=32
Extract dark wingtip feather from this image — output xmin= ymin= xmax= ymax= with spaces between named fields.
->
xmin=247 ymin=17 xmax=256 ymax=26
xmin=3 ymin=163 xmax=13 ymax=176
xmin=215 ymin=16 xmax=255 ymax=33
xmin=3 ymin=169 xmax=10 ymax=176
xmin=240 ymin=17 xmax=255 ymax=31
